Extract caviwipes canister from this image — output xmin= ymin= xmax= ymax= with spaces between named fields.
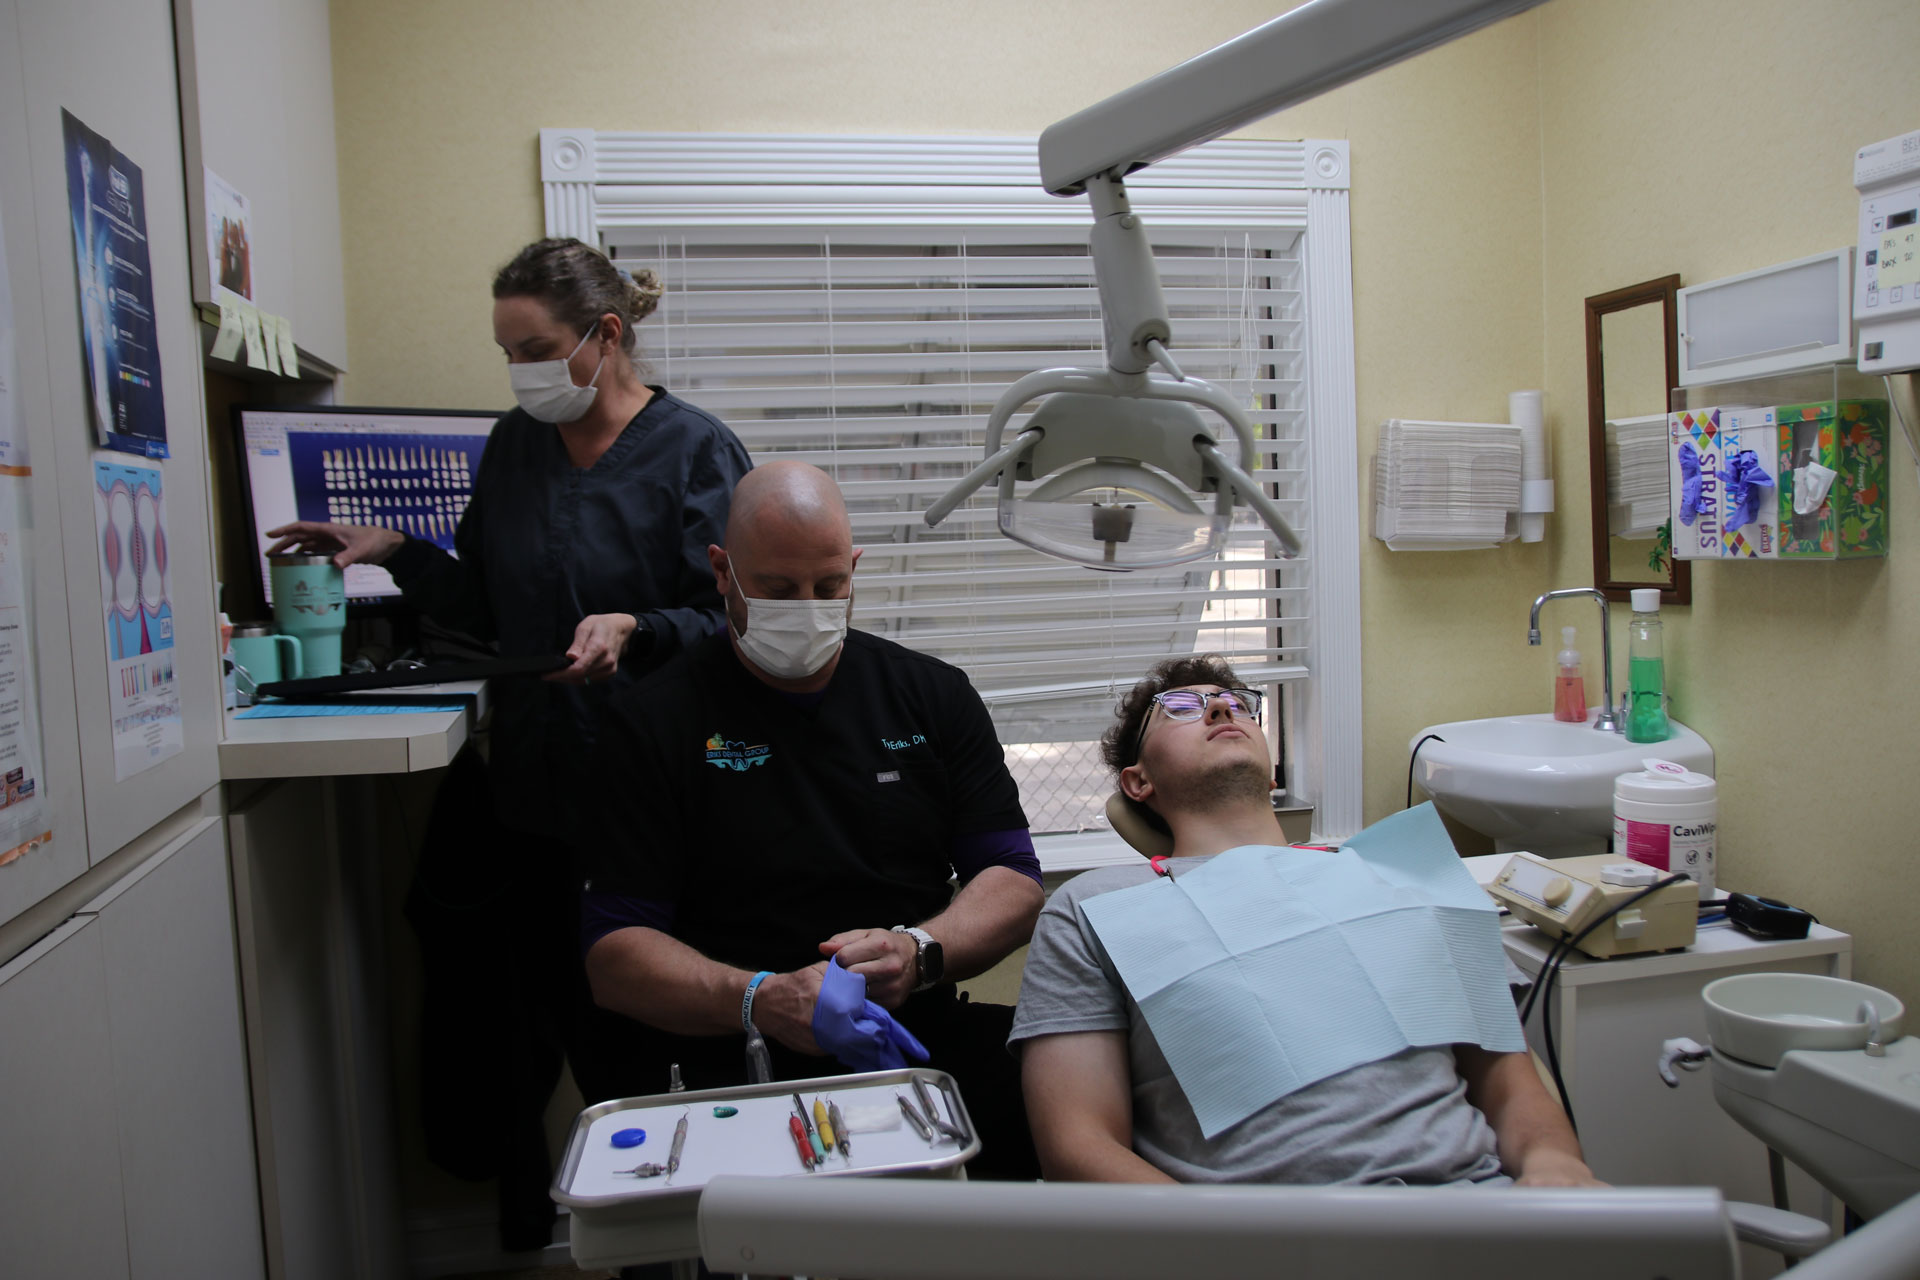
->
xmin=1613 ymin=759 xmax=1717 ymax=897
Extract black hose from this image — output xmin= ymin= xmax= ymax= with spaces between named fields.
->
xmin=1406 ymin=734 xmax=1446 ymax=811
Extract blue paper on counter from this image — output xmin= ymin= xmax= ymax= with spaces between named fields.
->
xmin=235 ymin=700 xmax=470 ymax=718
xmin=1079 ymin=803 xmax=1522 ymax=1138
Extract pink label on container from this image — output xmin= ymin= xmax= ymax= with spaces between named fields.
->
xmin=1620 ymin=817 xmax=1670 ymax=869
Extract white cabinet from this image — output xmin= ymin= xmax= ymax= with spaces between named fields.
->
xmin=89 ymin=816 xmax=265 ymax=1278
xmin=0 ymin=917 xmax=131 ymax=1277
xmin=0 ymin=813 xmax=261 ymax=1279
xmin=1505 ymin=920 xmax=1850 ymax=1278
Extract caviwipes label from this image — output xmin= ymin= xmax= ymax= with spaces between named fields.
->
xmin=1615 ymin=814 xmax=1716 ymax=892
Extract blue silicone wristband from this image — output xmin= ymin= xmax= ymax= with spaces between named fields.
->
xmin=742 ymin=970 xmax=773 ymax=1033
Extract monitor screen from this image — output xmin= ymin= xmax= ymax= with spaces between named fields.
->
xmin=235 ymin=404 xmax=499 ymax=605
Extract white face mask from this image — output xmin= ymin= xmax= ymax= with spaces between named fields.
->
xmin=727 ymin=556 xmax=851 ymax=680
xmin=508 ymin=320 xmax=604 ymax=423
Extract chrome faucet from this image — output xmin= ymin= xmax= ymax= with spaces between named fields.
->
xmin=1528 ymin=588 xmax=1620 ymax=733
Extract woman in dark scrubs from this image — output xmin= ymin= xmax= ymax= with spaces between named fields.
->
xmin=266 ymin=237 xmax=752 ymax=1248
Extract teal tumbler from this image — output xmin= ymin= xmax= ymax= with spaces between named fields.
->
xmin=268 ymin=554 xmax=347 ymax=677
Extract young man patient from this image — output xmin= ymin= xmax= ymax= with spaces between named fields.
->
xmin=1009 ymin=655 xmax=1601 ymax=1188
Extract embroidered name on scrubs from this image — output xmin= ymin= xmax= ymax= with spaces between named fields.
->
xmin=703 ymin=732 xmax=771 ymax=771
xmin=1079 ymin=803 xmax=1524 ymax=1139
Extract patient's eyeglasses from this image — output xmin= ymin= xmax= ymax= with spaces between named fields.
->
xmin=1133 ymin=686 xmax=1264 ymax=756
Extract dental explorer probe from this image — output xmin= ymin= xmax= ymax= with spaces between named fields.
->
xmin=664 ymin=1108 xmax=688 ymax=1185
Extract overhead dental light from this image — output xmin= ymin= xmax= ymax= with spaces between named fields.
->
xmin=924 ymin=0 xmax=1550 ymax=570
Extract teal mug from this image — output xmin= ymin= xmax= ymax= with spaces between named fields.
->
xmin=268 ymin=554 xmax=347 ymax=677
xmin=229 ymin=623 xmax=303 ymax=689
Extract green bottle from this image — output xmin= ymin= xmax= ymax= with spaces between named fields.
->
xmin=1625 ymin=588 xmax=1670 ymax=743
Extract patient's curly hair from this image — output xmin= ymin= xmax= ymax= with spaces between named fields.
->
xmin=1099 ymin=654 xmax=1248 ymax=836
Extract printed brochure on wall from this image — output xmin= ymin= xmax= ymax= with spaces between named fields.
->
xmin=62 ymin=110 xmax=169 ymax=458
xmin=203 ymin=166 xmax=253 ymax=304
xmin=0 ymin=200 xmax=52 ymax=865
xmin=94 ymin=458 xmax=181 ymax=779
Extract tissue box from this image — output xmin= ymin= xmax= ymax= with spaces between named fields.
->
xmin=1774 ymin=399 xmax=1890 ymax=560
xmin=1668 ymin=407 xmax=1732 ymax=560
xmin=1717 ymin=407 xmax=1781 ymax=559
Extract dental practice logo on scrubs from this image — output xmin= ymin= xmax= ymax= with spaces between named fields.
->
xmin=704 ymin=731 xmax=771 ymax=772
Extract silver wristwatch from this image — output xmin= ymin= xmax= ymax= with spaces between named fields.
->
xmin=890 ymin=924 xmax=944 ymax=991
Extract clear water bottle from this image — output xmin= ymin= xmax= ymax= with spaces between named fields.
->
xmin=1625 ymin=588 xmax=1670 ymax=743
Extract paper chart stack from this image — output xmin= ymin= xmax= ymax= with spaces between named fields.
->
xmin=1606 ymin=412 xmax=1670 ymax=539
xmin=1371 ymin=419 xmax=1523 ymax=550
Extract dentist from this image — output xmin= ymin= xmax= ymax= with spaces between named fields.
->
xmin=583 ymin=462 xmax=1045 ymax=1180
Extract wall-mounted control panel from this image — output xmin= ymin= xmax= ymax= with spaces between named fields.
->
xmin=1855 ymin=128 xmax=1920 ymax=374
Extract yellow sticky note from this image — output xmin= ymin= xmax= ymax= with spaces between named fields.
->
xmin=210 ymin=298 xmax=245 ymax=362
xmin=275 ymin=313 xmax=299 ymax=376
xmin=258 ymin=313 xmax=283 ymax=376
xmin=239 ymin=304 xmax=266 ymax=370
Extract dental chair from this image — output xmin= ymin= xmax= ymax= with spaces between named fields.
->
xmin=686 ymin=793 xmax=1917 ymax=1279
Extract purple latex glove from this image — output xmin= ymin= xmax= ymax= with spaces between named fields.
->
xmin=1717 ymin=449 xmax=1775 ymax=534
xmin=1678 ymin=443 xmax=1703 ymax=527
xmin=811 ymin=956 xmax=930 ymax=1072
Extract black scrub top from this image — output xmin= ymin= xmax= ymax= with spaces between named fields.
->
xmin=586 ymin=628 xmax=1031 ymax=975
xmin=386 ymin=390 xmax=752 ymax=837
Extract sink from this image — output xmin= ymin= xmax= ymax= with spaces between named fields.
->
xmin=1704 ymin=973 xmax=1906 ymax=1068
xmin=1700 ymin=974 xmax=1918 ymax=1219
xmin=1409 ymin=711 xmax=1713 ymax=858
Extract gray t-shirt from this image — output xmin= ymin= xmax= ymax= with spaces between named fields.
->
xmin=1009 ymin=859 xmax=1509 ymax=1186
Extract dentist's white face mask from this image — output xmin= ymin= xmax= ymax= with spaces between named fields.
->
xmin=508 ymin=320 xmax=604 ymax=423
xmin=727 ymin=555 xmax=851 ymax=680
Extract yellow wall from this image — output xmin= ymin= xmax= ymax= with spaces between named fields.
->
xmin=1538 ymin=0 xmax=1920 ymax=1004
xmin=330 ymin=0 xmax=1915 ymax=1001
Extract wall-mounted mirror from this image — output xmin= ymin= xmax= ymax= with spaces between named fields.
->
xmin=1585 ymin=275 xmax=1689 ymax=605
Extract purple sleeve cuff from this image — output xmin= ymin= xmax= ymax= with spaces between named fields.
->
xmin=582 ymin=889 xmax=675 ymax=956
xmin=950 ymin=827 xmax=1041 ymax=887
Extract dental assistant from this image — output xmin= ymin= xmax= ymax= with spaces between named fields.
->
xmin=266 ymin=236 xmax=751 ymax=836
xmin=264 ymin=238 xmax=751 ymax=1246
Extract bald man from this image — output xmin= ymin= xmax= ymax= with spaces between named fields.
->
xmin=582 ymin=462 xmax=1045 ymax=1179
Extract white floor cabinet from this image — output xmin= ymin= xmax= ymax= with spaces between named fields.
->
xmin=0 ymin=814 xmax=264 ymax=1277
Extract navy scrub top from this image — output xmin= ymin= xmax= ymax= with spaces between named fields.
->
xmin=386 ymin=389 xmax=752 ymax=837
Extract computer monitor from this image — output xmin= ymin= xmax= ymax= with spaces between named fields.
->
xmin=234 ymin=404 xmax=498 ymax=606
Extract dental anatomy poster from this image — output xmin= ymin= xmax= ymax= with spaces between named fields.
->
xmin=94 ymin=458 xmax=180 ymax=779
xmin=63 ymin=110 xmax=169 ymax=459
xmin=0 ymin=202 xmax=52 ymax=866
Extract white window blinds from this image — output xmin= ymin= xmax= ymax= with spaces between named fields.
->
xmin=543 ymin=131 xmax=1363 ymax=837
xmin=606 ymin=225 xmax=1310 ymax=748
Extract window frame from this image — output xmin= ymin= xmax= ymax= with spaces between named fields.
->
xmin=539 ymin=130 xmax=1363 ymax=846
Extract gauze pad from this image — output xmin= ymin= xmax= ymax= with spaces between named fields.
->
xmin=1079 ymin=803 xmax=1523 ymax=1138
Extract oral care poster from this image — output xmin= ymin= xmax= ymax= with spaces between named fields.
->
xmin=0 ymin=199 xmax=52 ymax=865
xmin=94 ymin=459 xmax=180 ymax=779
xmin=62 ymin=110 xmax=169 ymax=459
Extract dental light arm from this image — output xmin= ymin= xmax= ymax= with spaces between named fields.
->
xmin=1036 ymin=0 xmax=1546 ymax=196
xmin=926 ymin=0 xmax=1549 ymax=569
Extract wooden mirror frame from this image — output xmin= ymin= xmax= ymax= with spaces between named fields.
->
xmin=1585 ymin=274 xmax=1689 ymax=606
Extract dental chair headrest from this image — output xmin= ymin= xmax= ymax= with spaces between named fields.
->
xmin=1105 ymin=792 xmax=1174 ymax=859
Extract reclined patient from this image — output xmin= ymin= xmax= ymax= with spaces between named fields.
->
xmin=1010 ymin=655 xmax=1601 ymax=1188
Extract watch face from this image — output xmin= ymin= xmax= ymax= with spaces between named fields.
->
xmin=920 ymin=939 xmax=945 ymax=984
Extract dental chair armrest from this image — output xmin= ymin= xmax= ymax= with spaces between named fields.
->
xmin=1727 ymin=1201 xmax=1833 ymax=1258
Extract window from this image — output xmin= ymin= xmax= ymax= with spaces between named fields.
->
xmin=542 ymin=132 xmax=1362 ymax=843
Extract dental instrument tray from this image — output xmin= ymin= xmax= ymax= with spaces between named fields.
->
xmin=552 ymin=1068 xmax=978 ymax=1269
xmin=1487 ymin=852 xmax=1699 ymax=958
